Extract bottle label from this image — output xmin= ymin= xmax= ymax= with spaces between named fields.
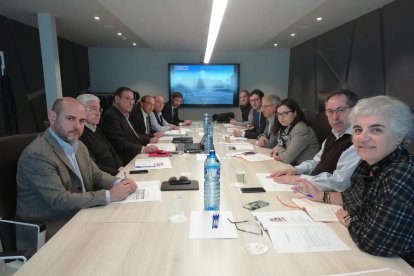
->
xmin=205 ymin=167 xmax=220 ymax=176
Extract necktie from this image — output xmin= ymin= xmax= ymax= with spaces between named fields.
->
xmin=172 ymin=108 xmax=177 ymax=120
xmin=146 ymin=115 xmax=151 ymax=134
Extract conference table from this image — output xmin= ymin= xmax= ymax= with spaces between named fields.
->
xmin=15 ymin=123 xmax=413 ymax=276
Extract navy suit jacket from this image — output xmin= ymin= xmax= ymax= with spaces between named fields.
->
xmin=161 ymin=101 xmax=182 ymax=126
xmin=244 ymin=110 xmax=266 ymax=139
xmin=129 ymin=105 xmax=154 ymax=138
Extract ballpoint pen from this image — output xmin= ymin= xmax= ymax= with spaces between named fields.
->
xmin=295 ymin=189 xmax=314 ymax=199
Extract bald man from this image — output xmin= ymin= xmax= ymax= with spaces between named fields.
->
xmin=16 ymin=97 xmax=137 ymax=248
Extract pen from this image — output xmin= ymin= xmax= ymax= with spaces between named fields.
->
xmin=295 ymin=189 xmax=314 ymax=199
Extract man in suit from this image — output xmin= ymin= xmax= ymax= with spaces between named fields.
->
xmin=257 ymin=94 xmax=281 ymax=148
xmin=233 ymin=89 xmax=266 ymax=139
xmin=77 ymin=93 xmax=123 ymax=175
xmin=230 ymin=90 xmax=252 ymax=126
xmin=150 ymin=95 xmax=179 ymax=132
xmin=100 ymin=87 xmax=158 ymax=164
xmin=16 ymin=97 xmax=137 ymax=247
xmin=129 ymin=95 xmax=163 ymax=139
xmin=161 ymin=91 xmax=192 ymax=126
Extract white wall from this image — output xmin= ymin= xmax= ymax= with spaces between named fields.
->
xmin=88 ymin=48 xmax=290 ymax=121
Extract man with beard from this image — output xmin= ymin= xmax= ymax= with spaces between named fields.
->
xmin=16 ymin=97 xmax=137 ymax=248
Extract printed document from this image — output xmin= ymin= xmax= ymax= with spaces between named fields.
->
xmin=239 ymin=153 xmax=273 ymax=162
xmin=255 ymin=173 xmax=292 ymax=191
xmin=117 ymin=181 xmax=161 ymax=203
xmin=292 ymin=198 xmax=342 ymax=222
xmin=147 ymin=143 xmax=176 ymax=152
xmin=134 ymin=157 xmax=172 ymax=170
xmin=252 ymin=210 xmax=314 ymax=230
xmin=226 ymin=143 xmax=254 ymax=151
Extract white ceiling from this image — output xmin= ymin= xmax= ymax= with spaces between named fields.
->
xmin=0 ymin=0 xmax=394 ymax=50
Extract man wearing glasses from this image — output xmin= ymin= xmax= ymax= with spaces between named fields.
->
xmin=101 ymin=87 xmax=158 ymax=165
xmin=77 ymin=94 xmax=123 ymax=176
xmin=233 ymin=89 xmax=266 ymax=139
xmin=257 ymin=94 xmax=281 ymax=148
xmin=130 ymin=95 xmax=164 ymax=139
xmin=270 ymin=89 xmax=360 ymax=192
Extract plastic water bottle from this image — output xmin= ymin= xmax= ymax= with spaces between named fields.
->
xmin=203 ymin=112 xmax=209 ymax=134
xmin=204 ymin=150 xmax=220 ymax=211
xmin=204 ymin=122 xmax=212 ymax=153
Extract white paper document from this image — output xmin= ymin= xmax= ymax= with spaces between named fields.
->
xmin=163 ymin=129 xmax=189 ymax=136
xmin=229 ymin=136 xmax=247 ymax=142
xmin=226 ymin=143 xmax=254 ymax=151
xmin=147 ymin=143 xmax=176 ymax=152
xmin=134 ymin=158 xmax=172 ymax=170
xmin=292 ymin=198 xmax=342 ymax=222
xmin=253 ymin=210 xmax=314 ymax=230
xmin=117 ymin=181 xmax=161 ymax=203
xmin=189 ymin=211 xmax=238 ymax=239
xmin=255 ymin=173 xmax=292 ymax=191
xmin=158 ymin=136 xmax=173 ymax=142
xmin=239 ymin=153 xmax=273 ymax=162
xmin=267 ymin=222 xmax=350 ymax=253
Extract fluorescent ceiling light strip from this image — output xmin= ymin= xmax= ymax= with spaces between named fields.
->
xmin=204 ymin=0 xmax=228 ymax=64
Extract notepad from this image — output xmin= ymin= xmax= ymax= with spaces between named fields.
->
xmin=291 ymin=198 xmax=342 ymax=222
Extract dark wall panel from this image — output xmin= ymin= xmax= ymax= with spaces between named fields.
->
xmin=288 ymin=40 xmax=316 ymax=109
xmin=383 ymin=0 xmax=414 ymax=107
xmin=347 ymin=10 xmax=384 ymax=97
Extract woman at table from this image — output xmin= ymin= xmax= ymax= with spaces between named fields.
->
xmin=293 ymin=95 xmax=414 ymax=267
xmin=271 ymin=98 xmax=320 ymax=165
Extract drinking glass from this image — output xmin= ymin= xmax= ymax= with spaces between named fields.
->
xmin=244 ymin=220 xmax=268 ymax=254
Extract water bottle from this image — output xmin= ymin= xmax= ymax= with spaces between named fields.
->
xmin=204 ymin=122 xmax=212 ymax=153
xmin=204 ymin=150 xmax=220 ymax=211
xmin=203 ymin=112 xmax=209 ymax=134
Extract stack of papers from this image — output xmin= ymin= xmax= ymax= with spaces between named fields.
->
xmin=164 ymin=129 xmax=189 ymax=136
xmin=252 ymin=210 xmax=350 ymax=253
xmin=134 ymin=158 xmax=172 ymax=170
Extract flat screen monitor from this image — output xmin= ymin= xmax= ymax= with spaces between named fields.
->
xmin=168 ymin=63 xmax=240 ymax=107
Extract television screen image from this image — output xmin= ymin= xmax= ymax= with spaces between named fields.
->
xmin=169 ymin=63 xmax=240 ymax=107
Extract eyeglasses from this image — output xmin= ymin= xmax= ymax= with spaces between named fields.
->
xmin=227 ymin=218 xmax=263 ymax=235
xmin=86 ymin=107 xmax=103 ymax=114
xmin=120 ymin=96 xmax=135 ymax=103
xmin=262 ymin=104 xmax=275 ymax=109
xmin=276 ymin=110 xmax=292 ymax=118
xmin=325 ymin=106 xmax=349 ymax=116
xmin=249 ymin=97 xmax=261 ymax=103
xmin=144 ymin=101 xmax=155 ymax=106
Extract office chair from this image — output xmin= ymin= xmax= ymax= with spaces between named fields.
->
xmin=0 ymin=133 xmax=46 ymax=263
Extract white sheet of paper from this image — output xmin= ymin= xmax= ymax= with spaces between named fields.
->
xmin=292 ymin=198 xmax=342 ymax=222
xmin=226 ymin=143 xmax=254 ymax=151
xmin=147 ymin=143 xmax=176 ymax=152
xmin=164 ymin=129 xmax=189 ymax=136
xmin=134 ymin=158 xmax=172 ymax=170
xmin=223 ymin=123 xmax=233 ymax=127
xmin=267 ymin=222 xmax=350 ymax=253
xmin=255 ymin=173 xmax=292 ymax=191
xmin=158 ymin=136 xmax=173 ymax=142
xmin=252 ymin=210 xmax=314 ymax=230
xmin=189 ymin=211 xmax=238 ymax=239
xmin=117 ymin=181 xmax=161 ymax=203
xmin=229 ymin=136 xmax=247 ymax=142
xmin=239 ymin=153 xmax=273 ymax=162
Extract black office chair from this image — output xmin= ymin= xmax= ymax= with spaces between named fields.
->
xmin=0 ymin=133 xmax=46 ymax=263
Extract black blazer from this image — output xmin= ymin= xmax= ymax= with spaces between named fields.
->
xmin=244 ymin=110 xmax=266 ymax=139
xmin=129 ymin=105 xmax=154 ymax=138
xmin=161 ymin=101 xmax=182 ymax=126
xmin=79 ymin=126 xmax=123 ymax=176
xmin=100 ymin=106 xmax=150 ymax=165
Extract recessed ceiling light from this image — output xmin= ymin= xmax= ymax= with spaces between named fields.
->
xmin=317 ymin=17 xmax=323 ymax=21
xmin=291 ymin=33 xmax=296 ymax=37
xmin=274 ymin=43 xmax=278 ymax=47
xmin=94 ymin=16 xmax=100 ymax=21
xmin=117 ymin=32 xmax=122 ymax=36
xmin=132 ymin=42 xmax=137 ymax=46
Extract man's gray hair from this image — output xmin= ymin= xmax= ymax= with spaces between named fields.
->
xmin=263 ymin=94 xmax=282 ymax=105
xmin=77 ymin=94 xmax=100 ymax=106
xmin=349 ymin=95 xmax=414 ymax=145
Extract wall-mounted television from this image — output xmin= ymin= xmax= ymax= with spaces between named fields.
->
xmin=168 ymin=63 xmax=240 ymax=107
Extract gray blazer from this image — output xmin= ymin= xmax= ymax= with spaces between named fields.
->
xmin=277 ymin=121 xmax=320 ymax=165
xmin=16 ymin=130 xmax=116 ymax=241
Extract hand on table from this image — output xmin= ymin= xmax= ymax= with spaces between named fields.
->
xmin=110 ymin=179 xmax=137 ymax=201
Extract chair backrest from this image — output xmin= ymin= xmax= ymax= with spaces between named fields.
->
xmin=302 ymin=108 xmax=331 ymax=146
xmin=0 ymin=133 xmax=38 ymax=252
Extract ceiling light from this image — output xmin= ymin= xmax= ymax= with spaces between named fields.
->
xmin=132 ymin=42 xmax=137 ymax=46
xmin=94 ymin=16 xmax=100 ymax=21
xmin=317 ymin=17 xmax=323 ymax=21
xmin=117 ymin=32 xmax=122 ymax=36
xmin=291 ymin=33 xmax=296 ymax=37
xmin=274 ymin=43 xmax=278 ymax=47
xmin=203 ymin=0 xmax=229 ymax=64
